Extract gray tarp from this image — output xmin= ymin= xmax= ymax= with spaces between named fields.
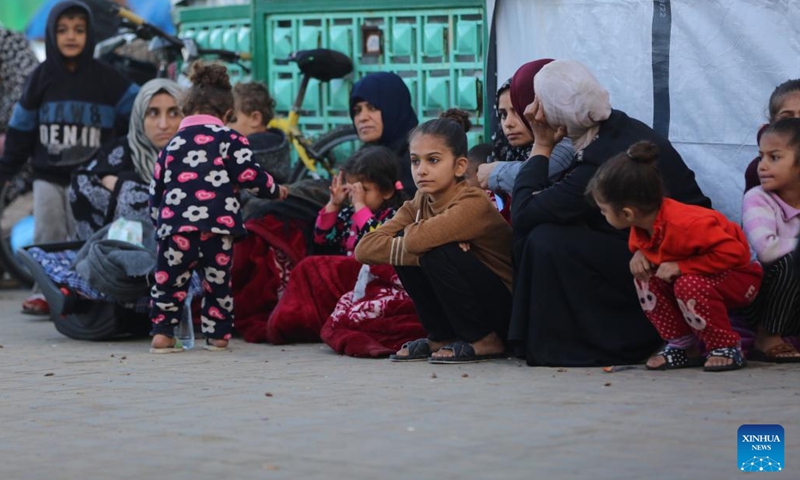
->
xmin=490 ymin=0 xmax=800 ymax=222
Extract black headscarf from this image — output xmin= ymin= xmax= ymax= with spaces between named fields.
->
xmin=349 ymin=72 xmax=419 ymax=153
xmin=350 ymin=72 xmax=419 ymax=192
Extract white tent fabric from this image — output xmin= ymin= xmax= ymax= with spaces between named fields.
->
xmin=490 ymin=0 xmax=800 ymax=222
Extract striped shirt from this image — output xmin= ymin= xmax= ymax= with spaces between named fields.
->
xmin=742 ymin=187 xmax=800 ymax=264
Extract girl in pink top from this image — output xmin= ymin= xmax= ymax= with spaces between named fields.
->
xmin=742 ymin=117 xmax=800 ymax=362
xmin=263 ymin=146 xmax=406 ymax=344
xmin=314 ymin=146 xmax=406 ymax=255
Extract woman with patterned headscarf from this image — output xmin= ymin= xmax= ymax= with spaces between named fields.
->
xmin=479 ymin=59 xmax=575 ymax=194
xmin=70 ymin=78 xmax=183 ymax=239
xmin=0 ymin=26 xmax=39 ymax=156
xmin=509 ymin=60 xmax=711 ymax=368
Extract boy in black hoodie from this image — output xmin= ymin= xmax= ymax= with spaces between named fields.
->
xmin=0 ymin=0 xmax=139 ymax=244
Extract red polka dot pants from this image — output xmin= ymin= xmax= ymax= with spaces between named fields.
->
xmin=634 ymin=263 xmax=762 ymax=350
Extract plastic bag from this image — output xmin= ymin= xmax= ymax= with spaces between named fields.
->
xmin=106 ymin=218 xmax=143 ymax=247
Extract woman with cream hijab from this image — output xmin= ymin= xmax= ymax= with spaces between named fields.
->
xmin=70 ymin=78 xmax=183 ymax=240
xmin=20 ymin=79 xmax=182 ymax=316
xmin=509 ymin=60 xmax=710 ymax=367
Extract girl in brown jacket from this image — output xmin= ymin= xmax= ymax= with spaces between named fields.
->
xmin=355 ymin=109 xmax=513 ymax=363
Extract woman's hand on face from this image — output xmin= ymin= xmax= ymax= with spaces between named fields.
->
xmin=524 ymin=97 xmax=567 ymax=156
xmin=349 ymin=181 xmax=367 ymax=211
xmin=100 ymin=175 xmax=118 ymax=192
xmin=629 ymin=250 xmax=653 ymax=281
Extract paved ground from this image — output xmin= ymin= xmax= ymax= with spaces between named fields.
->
xmin=1 ymin=288 xmax=798 ymax=480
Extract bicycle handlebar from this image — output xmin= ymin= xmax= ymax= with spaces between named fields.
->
xmin=112 ymin=5 xmax=183 ymax=49
xmin=114 ymin=5 xmax=146 ymax=27
xmin=110 ymin=4 xmax=250 ymax=64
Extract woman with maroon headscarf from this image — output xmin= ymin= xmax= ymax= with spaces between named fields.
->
xmin=477 ymin=59 xmax=574 ymax=194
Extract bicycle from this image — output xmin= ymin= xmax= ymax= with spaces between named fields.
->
xmin=265 ymin=48 xmax=360 ymax=183
xmin=0 ymin=4 xmax=362 ymax=286
xmin=112 ymin=6 xmax=360 ymax=183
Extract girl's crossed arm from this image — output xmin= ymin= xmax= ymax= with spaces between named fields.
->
xmin=355 ymin=201 xmax=416 ymax=265
xmin=351 ymin=207 xmax=393 ymax=244
xmin=402 ymin=191 xmax=497 ymax=255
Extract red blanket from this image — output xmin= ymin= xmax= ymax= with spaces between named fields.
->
xmin=266 ymin=255 xmax=363 ymax=344
xmin=231 ymin=216 xmax=307 ymax=343
xmin=321 ymin=264 xmax=426 ymax=358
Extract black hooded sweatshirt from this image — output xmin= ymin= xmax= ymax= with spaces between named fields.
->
xmin=0 ymin=0 xmax=139 ymax=185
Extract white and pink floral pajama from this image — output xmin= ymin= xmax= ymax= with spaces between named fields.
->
xmin=150 ymin=232 xmax=235 ymax=340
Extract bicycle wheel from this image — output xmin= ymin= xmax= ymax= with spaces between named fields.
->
xmin=289 ymin=125 xmax=359 ymax=183
xmin=0 ymin=168 xmax=35 ymax=287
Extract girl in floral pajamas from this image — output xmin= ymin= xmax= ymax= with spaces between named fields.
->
xmin=149 ymin=62 xmax=287 ymax=353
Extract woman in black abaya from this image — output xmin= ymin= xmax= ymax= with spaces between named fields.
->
xmin=509 ymin=60 xmax=711 ymax=367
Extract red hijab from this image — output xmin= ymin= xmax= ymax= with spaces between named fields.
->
xmin=509 ymin=59 xmax=554 ymax=133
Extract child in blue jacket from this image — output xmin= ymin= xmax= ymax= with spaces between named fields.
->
xmin=0 ymin=0 xmax=138 ymax=244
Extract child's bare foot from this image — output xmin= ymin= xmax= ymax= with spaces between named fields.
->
xmin=704 ymin=346 xmax=746 ymax=372
xmin=429 ymin=332 xmax=505 ymax=361
xmin=704 ymin=354 xmax=733 ymax=369
xmin=203 ymin=337 xmax=229 ymax=351
xmin=150 ymin=334 xmax=183 ymax=354
xmin=646 ymin=345 xmax=702 ymax=370
xmin=151 ymin=334 xmax=178 ymax=349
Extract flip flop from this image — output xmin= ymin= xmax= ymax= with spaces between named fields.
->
xmin=203 ymin=338 xmax=229 ymax=352
xmin=749 ymin=342 xmax=800 ymax=364
xmin=389 ymin=338 xmax=431 ymax=362
xmin=150 ymin=338 xmax=184 ymax=354
xmin=704 ymin=346 xmax=747 ymax=372
xmin=21 ymin=296 xmax=50 ymax=316
xmin=645 ymin=345 xmax=705 ymax=370
xmin=427 ymin=341 xmax=505 ymax=364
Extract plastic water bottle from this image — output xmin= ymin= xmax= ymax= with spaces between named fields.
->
xmin=175 ymin=292 xmax=195 ymax=349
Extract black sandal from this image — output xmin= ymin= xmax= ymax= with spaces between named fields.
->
xmin=427 ymin=341 xmax=506 ymax=364
xmin=389 ymin=338 xmax=431 ymax=362
xmin=704 ymin=346 xmax=746 ymax=372
xmin=646 ymin=345 xmax=704 ymax=370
